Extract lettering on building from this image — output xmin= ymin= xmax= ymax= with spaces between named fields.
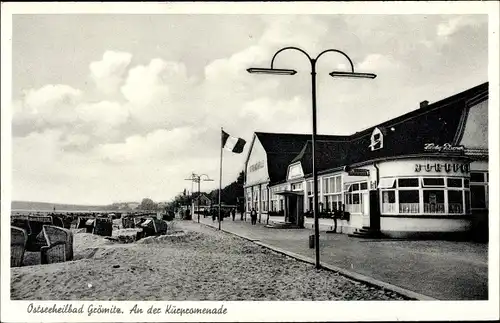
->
xmin=424 ymin=143 xmax=465 ymax=153
xmin=249 ymin=160 xmax=264 ymax=173
xmin=414 ymin=163 xmax=470 ymax=173
xmin=348 ymin=168 xmax=370 ymax=177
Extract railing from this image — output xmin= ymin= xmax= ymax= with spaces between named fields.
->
xmin=384 ymin=203 xmax=464 ymax=215
xmin=399 ymin=203 xmax=420 ymax=214
xmin=448 ymin=203 xmax=463 ymax=214
xmin=423 ymin=203 xmax=445 ymax=213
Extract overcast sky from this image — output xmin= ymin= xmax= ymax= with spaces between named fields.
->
xmin=9 ymin=11 xmax=489 ymax=205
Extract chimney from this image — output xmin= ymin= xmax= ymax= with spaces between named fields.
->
xmin=420 ymin=100 xmax=429 ymax=109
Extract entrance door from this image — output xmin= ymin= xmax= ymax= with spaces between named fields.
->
xmin=296 ymin=195 xmax=304 ymax=228
xmin=369 ymin=190 xmax=381 ymax=231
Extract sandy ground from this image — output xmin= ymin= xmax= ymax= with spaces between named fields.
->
xmin=11 ymin=221 xmax=406 ymax=301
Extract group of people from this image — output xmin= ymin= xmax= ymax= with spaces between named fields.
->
xmin=205 ymin=207 xmax=259 ymax=225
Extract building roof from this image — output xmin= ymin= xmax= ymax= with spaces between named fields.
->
xmin=254 ymin=132 xmax=348 ymax=184
xmin=250 ymin=82 xmax=488 ymax=184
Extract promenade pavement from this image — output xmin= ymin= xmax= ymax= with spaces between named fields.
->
xmin=196 ymin=214 xmax=488 ymax=300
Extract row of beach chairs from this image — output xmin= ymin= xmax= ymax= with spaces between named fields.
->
xmin=11 ymin=225 xmax=73 ymax=267
xmin=76 ymin=216 xmax=113 ymax=236
xmin=121 ymin=216 xmax=168 ymax=236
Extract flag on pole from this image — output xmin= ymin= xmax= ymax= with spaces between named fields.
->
xmin=221 ymin=130 xmax=246 ymax=153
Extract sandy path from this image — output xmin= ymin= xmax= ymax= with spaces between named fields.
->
xmin=11 ymin=221 xmax=405 ymax=300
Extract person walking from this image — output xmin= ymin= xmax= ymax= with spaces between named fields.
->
xmin=231 ymin=208 xmax=236 ymax=221
xmin=250 ymin=208 xmax=257 ymax=225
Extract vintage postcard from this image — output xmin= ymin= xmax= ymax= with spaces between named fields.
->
xmin=1 ymin=1 xmax=499 ymax=322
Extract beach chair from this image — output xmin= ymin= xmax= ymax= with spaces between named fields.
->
xmin=85 ymin=219 xmax=95 ymax=233
xmin=134 ymin=217 xmax=145 ymax=227
xmin=26 ymin=215 xmax=53 ymax=251
xmin=40 ymin=225 xmax=74 ymax=263
xmin=121 ymin=216 xmax=135 ymax=229
xmin=11 ymin=214 xmax=31 ymax=233
xmin=93 ymin=217 xmax=113 ymax=236
xmin=139 ymin=218 xmax=155 ymax=237
xmin=152 ymin=218 xmax=168 ymax=235
xmin=11 ymin=226 xmax=28 ymax=267
xmin=77 ymin=216 xmax=94 ymax=228
xmin=52 ymin=215 xmax=64 ymax=228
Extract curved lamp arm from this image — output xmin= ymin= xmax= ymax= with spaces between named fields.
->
xmin=315 ymin=49 xmax=355 ymax=73
xmin=270 ymin=46 xmax=313 ymax=69
xmin=199 ymin=174 xmax=214 ymax=181
xmin=270 ymin=46 xmax=355 ymax=73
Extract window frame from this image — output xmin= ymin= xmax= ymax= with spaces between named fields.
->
xmin=380 ymin=176 xmax=471 ymax=216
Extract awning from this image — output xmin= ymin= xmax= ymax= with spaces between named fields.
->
xmin=378 ymin=178 xmax=396 ymax=189
xmin=276 ymin=190 xmax=304 ymax=196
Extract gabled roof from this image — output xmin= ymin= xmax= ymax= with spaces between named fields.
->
xmin=291 ymin=139 xmax=350 ymax=176
xmin=254 ymin=132 xmax=348 ymax=184
xmin=250 ymin=82 xmax=488 ymax=184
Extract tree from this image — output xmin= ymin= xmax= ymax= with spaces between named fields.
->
xmin=208 ymin=170 xmax=245 ymax=212
xmin=138 ymin=198 xmax=158 ymax=211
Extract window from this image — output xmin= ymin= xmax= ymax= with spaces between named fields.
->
xmin=423 ymin=190 xmax=445 ymax=213
xmin=345 ymin=181 xmax=367 ymax=214
xmin=470 ymin=172 xmax=485 ymax=183
xmin=447 ymin=178 xmax=462 ymax=188
xmin=399 ymin=190 xmax=420 ymax=213
xmin=323 ymin=178 xmax=330 ymax=194
xmin=322 ymin=175 xmax=342 ymax=212
xmin=381 ymin=176 xmax=471 ymax=216
xmin=398 ymin=178 xmax=419 ymax=187
xmin=370 ymin=127 xmax=384 ymax=151
xmin=448 ymin=190 xmax=464 ymax=214
xmin=378 ymin=178 xmax=396 ymax=189
xmin=471 ymin=185 xmax=486 ymax=209
xmin=422 ymin=178 xmax=445 ymax=187
xmin=253 ymin=188 xmax=259 ymax=211
xmin=261 ymin=187 xmax=268 ymax=212
xmin=470 ymin=171 xmax=488 ymax=210
xmin=335 ymin=177 xmax=341 ymax=192
xmin=382 ymin=191 xmax=396 ymax=213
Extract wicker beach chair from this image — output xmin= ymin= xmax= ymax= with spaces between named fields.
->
xmin=139 ymin=218 xmax=155 ymax=237
xmin=52 ymin=215 xmax=64 ymax=228
xmin=42 ymin=225 xmax=73 ymax=263
xmin=11 ymin=226 xmax=28 ymax=267
xmin=26 ymin=215 xmax=52 ymax=251
xmin=93 ymin=217 xmax=113 ymax=236
xmin=11 ymin=214 xmax=31 ymax=234
xmin=152 ymin=218 xmax=168 ymax=235
xmin=121 ymin=217 xmax=135 ymax=229
xmin=76 ymin=216 xmax=92 ymax=228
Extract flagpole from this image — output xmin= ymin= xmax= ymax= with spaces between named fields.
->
xmin=218 ymin=127 xmax=223 ymax=230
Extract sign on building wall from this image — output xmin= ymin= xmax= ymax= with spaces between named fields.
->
xmin=414 ymin=163 xmax=470 ymax=173
xmin=424 ymin=143 xmax=465 ymax=153
xmin=348 ymin=168 xmax=370 ymax=177
xmin=246 ymin=139 xmax=269 ymax=186
xmin=249 ymin=160 xmax=265 ymax=173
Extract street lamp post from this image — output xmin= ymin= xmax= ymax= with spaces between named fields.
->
xmin=185 ymin=173 xmax=214 ymax=223
xmin=248 ymin=46 xmax=376 ymax=269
